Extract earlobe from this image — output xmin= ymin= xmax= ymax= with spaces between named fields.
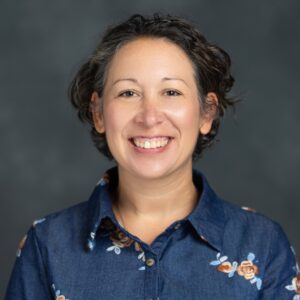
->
xmin=199 ymin=92 xmax=218 ymax=135
xmin=199 ymin=120 xmax=213 ymax=135
xmin=91 ymin=91 xmax=105 ymax=134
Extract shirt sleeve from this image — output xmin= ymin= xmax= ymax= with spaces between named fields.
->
xmin=260 ymin=222 xmax=300 ymax=299
xmin=5 ymin=226 xmax=53 ymax=300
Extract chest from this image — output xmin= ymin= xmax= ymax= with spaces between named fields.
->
xmin=48 ymin=226 xmax=262 ymax=300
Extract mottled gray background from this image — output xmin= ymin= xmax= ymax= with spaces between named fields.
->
xmin=1 ymin=0 xmax=299 ymax=297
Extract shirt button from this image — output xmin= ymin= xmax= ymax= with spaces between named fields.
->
xmin=174 ymin=223 xmax=181 ymax=230
xmin=146 ymin=257 xmax=155 ymax=267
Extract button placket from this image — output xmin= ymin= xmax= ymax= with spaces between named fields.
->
xmin=144 ymin=253 xmax=159 ymax=300
xmin=146 ymin=257 xmax=155 ymax=267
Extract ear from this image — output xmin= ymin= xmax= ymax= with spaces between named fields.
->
xmin=90 ymin=91 xmax=105 ymax=134
xmin=199 ymin=92 xmax=218 ymax=135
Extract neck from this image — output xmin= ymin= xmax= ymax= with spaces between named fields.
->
xmin=112 ymin=163 xmax=199 ymax=223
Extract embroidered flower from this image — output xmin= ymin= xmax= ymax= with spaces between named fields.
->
xmin=16 ymin=234 xmax=27 ymax=257
xmin=237 ymin=260 xmax=259 ymax=280
xmin=110 ymin=229 xmax=134 ymax=248
xmin=285 ymin=248 xmax=300 ymax=299
xmin=293 ymin=275 xmax=300 ymax=294
xmin=286 ymin=275 xmax=300 ymax=299
xmin=210 ymin=252 xmax=262 ymax=290
xmin=217 ymin=261 xmax=237 ymax=274
xmin=106 ymin=224 xmax=134 ymax=255
xmin=51 ymin=284 xmax=70 ymax=300
xmin=105 ymin=221 xmax=146 ymax=270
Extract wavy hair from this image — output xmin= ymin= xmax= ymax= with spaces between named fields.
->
xmin=69 ymin=13 xmax=240 ymax=161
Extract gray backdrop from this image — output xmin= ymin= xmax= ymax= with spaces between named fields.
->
xmin=1 ymin=0 xmax=299 ymax=297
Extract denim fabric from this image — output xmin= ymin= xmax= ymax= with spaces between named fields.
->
xmin=5 ymin=166 xmax=300 ymax=300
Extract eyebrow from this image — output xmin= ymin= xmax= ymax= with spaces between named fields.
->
xmin=112 ymin=77 xmax=189 ymax=87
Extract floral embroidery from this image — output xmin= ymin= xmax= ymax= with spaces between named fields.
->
xmin=51 ymin=284 xmax=70 ymax=300
xmin=285 ymin=247 xmax=300 ymax=299
xmin=16 ymin=234 xmax=27 ymax=257
xmin=237 ymin=260 xmax=259 ymax=280
xmin=210 ymin=252 xmax=262 ymax=290
xmin=241 ymin=206 xmax=257 ymax=213
xmin=32 ymin=217 xmax=46 ymax=227
xmin=16 ymin=217 xmax=46 ymax=258
xmin=96 ymin=172 xmax=110 ymax=186
xmin=105 ymin=219 xmax=146 ymax=270
xmin=106 ymin=227 xmax=134 ymax=254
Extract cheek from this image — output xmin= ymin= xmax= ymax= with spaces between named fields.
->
xmin=172 ymin=103 xmax=201 ymax=130
xmin=102 ymin=103 xmax=132 ymax=143
xmin=103 ymin=103 xmax=126 ymax=130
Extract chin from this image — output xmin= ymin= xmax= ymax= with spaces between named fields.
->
xmin=129 ymin=162 xmax=176 ymax=179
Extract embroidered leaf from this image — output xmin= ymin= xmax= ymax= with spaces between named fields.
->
xmin=210 ymin=260 xmax=221 ymax=266
xmin=250 ymin=277 xmax=257 ymax=284
xmin=138 ymin=252 xmax=144 ymax=259
xmin=219 ymin=256 xmax=228 ymax=262
xmin=247 ymin=252 xmax=255 ymax=261
xmin=296 ymin=262 xmax=300 ymax=273
xmin=138 ymin=266 xmax=146 ymax=271
xmin=285 ymin=284 xmax=295 ymax=291
xmin=294 ymin=295 xmax=300 ymax=300
xmin=16 ymin=249 xmax=21 ymax=257
xmin=33 ymin=218 xmax=46 ymax=227
xmin=256 ymin=278 xmax=262 ymax=290
xmin=106 ymin=246 xmax=115 ymax=252
xmin=228 ymin=271 xmax=235 ymax=278
xmin=87 ymin=240 xmax=95 ymax=250
xmin=216 ymin=253 xmax=221 ymax=259
xmin=114 ymin=247 xmax=121 ymax=255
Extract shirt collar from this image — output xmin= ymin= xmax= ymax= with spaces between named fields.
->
xmin=86 ymin=166 xmax=226 ymax=252
xmin=187 ymin=168 xmax=226 ymax=251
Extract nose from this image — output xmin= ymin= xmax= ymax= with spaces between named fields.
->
xmin=134 ymin=94 xmax=165 ymax=128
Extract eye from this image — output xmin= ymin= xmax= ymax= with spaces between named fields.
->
xmin=118 ymin=90 xmax=137 ymax=97
xmin=164 ymin=90 xmax=182 ymax=96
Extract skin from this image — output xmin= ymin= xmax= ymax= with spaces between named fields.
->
xmin=91 ymin=37 xmax=218 ymax=244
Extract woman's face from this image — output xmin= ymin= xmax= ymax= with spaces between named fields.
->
xmin=92 ymin=37 xmax=216 ymax=179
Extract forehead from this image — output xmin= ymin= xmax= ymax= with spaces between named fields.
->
xmin=105 ymin=37 xmax=196 ymax=84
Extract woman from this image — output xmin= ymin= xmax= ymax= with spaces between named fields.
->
xmin=6 ymin=13 xmax=299 ymax=299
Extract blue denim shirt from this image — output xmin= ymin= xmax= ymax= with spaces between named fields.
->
xmin=5 ymin=166 xmax=300 ymax=300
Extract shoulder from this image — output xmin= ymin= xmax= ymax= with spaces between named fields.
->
xmin=219 ymin=196 xmax=284 ymax=235
xmin=217 ymin=196 xmax=294 ymax=262
xmin=34 ymin=200 xmax=90 ymax=233
xmin=24 ymin=200 xmax=92 ymax=254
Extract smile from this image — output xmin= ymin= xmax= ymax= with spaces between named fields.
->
xmin=129 ymin=136 xmax=173 ymax=149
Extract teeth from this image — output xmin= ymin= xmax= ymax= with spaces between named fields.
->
xmin=132 ymin=137 xmax=170 ymax=149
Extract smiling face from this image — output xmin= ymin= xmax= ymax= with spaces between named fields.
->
xmin=91 ymin=37 xmax=216 ymax=179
